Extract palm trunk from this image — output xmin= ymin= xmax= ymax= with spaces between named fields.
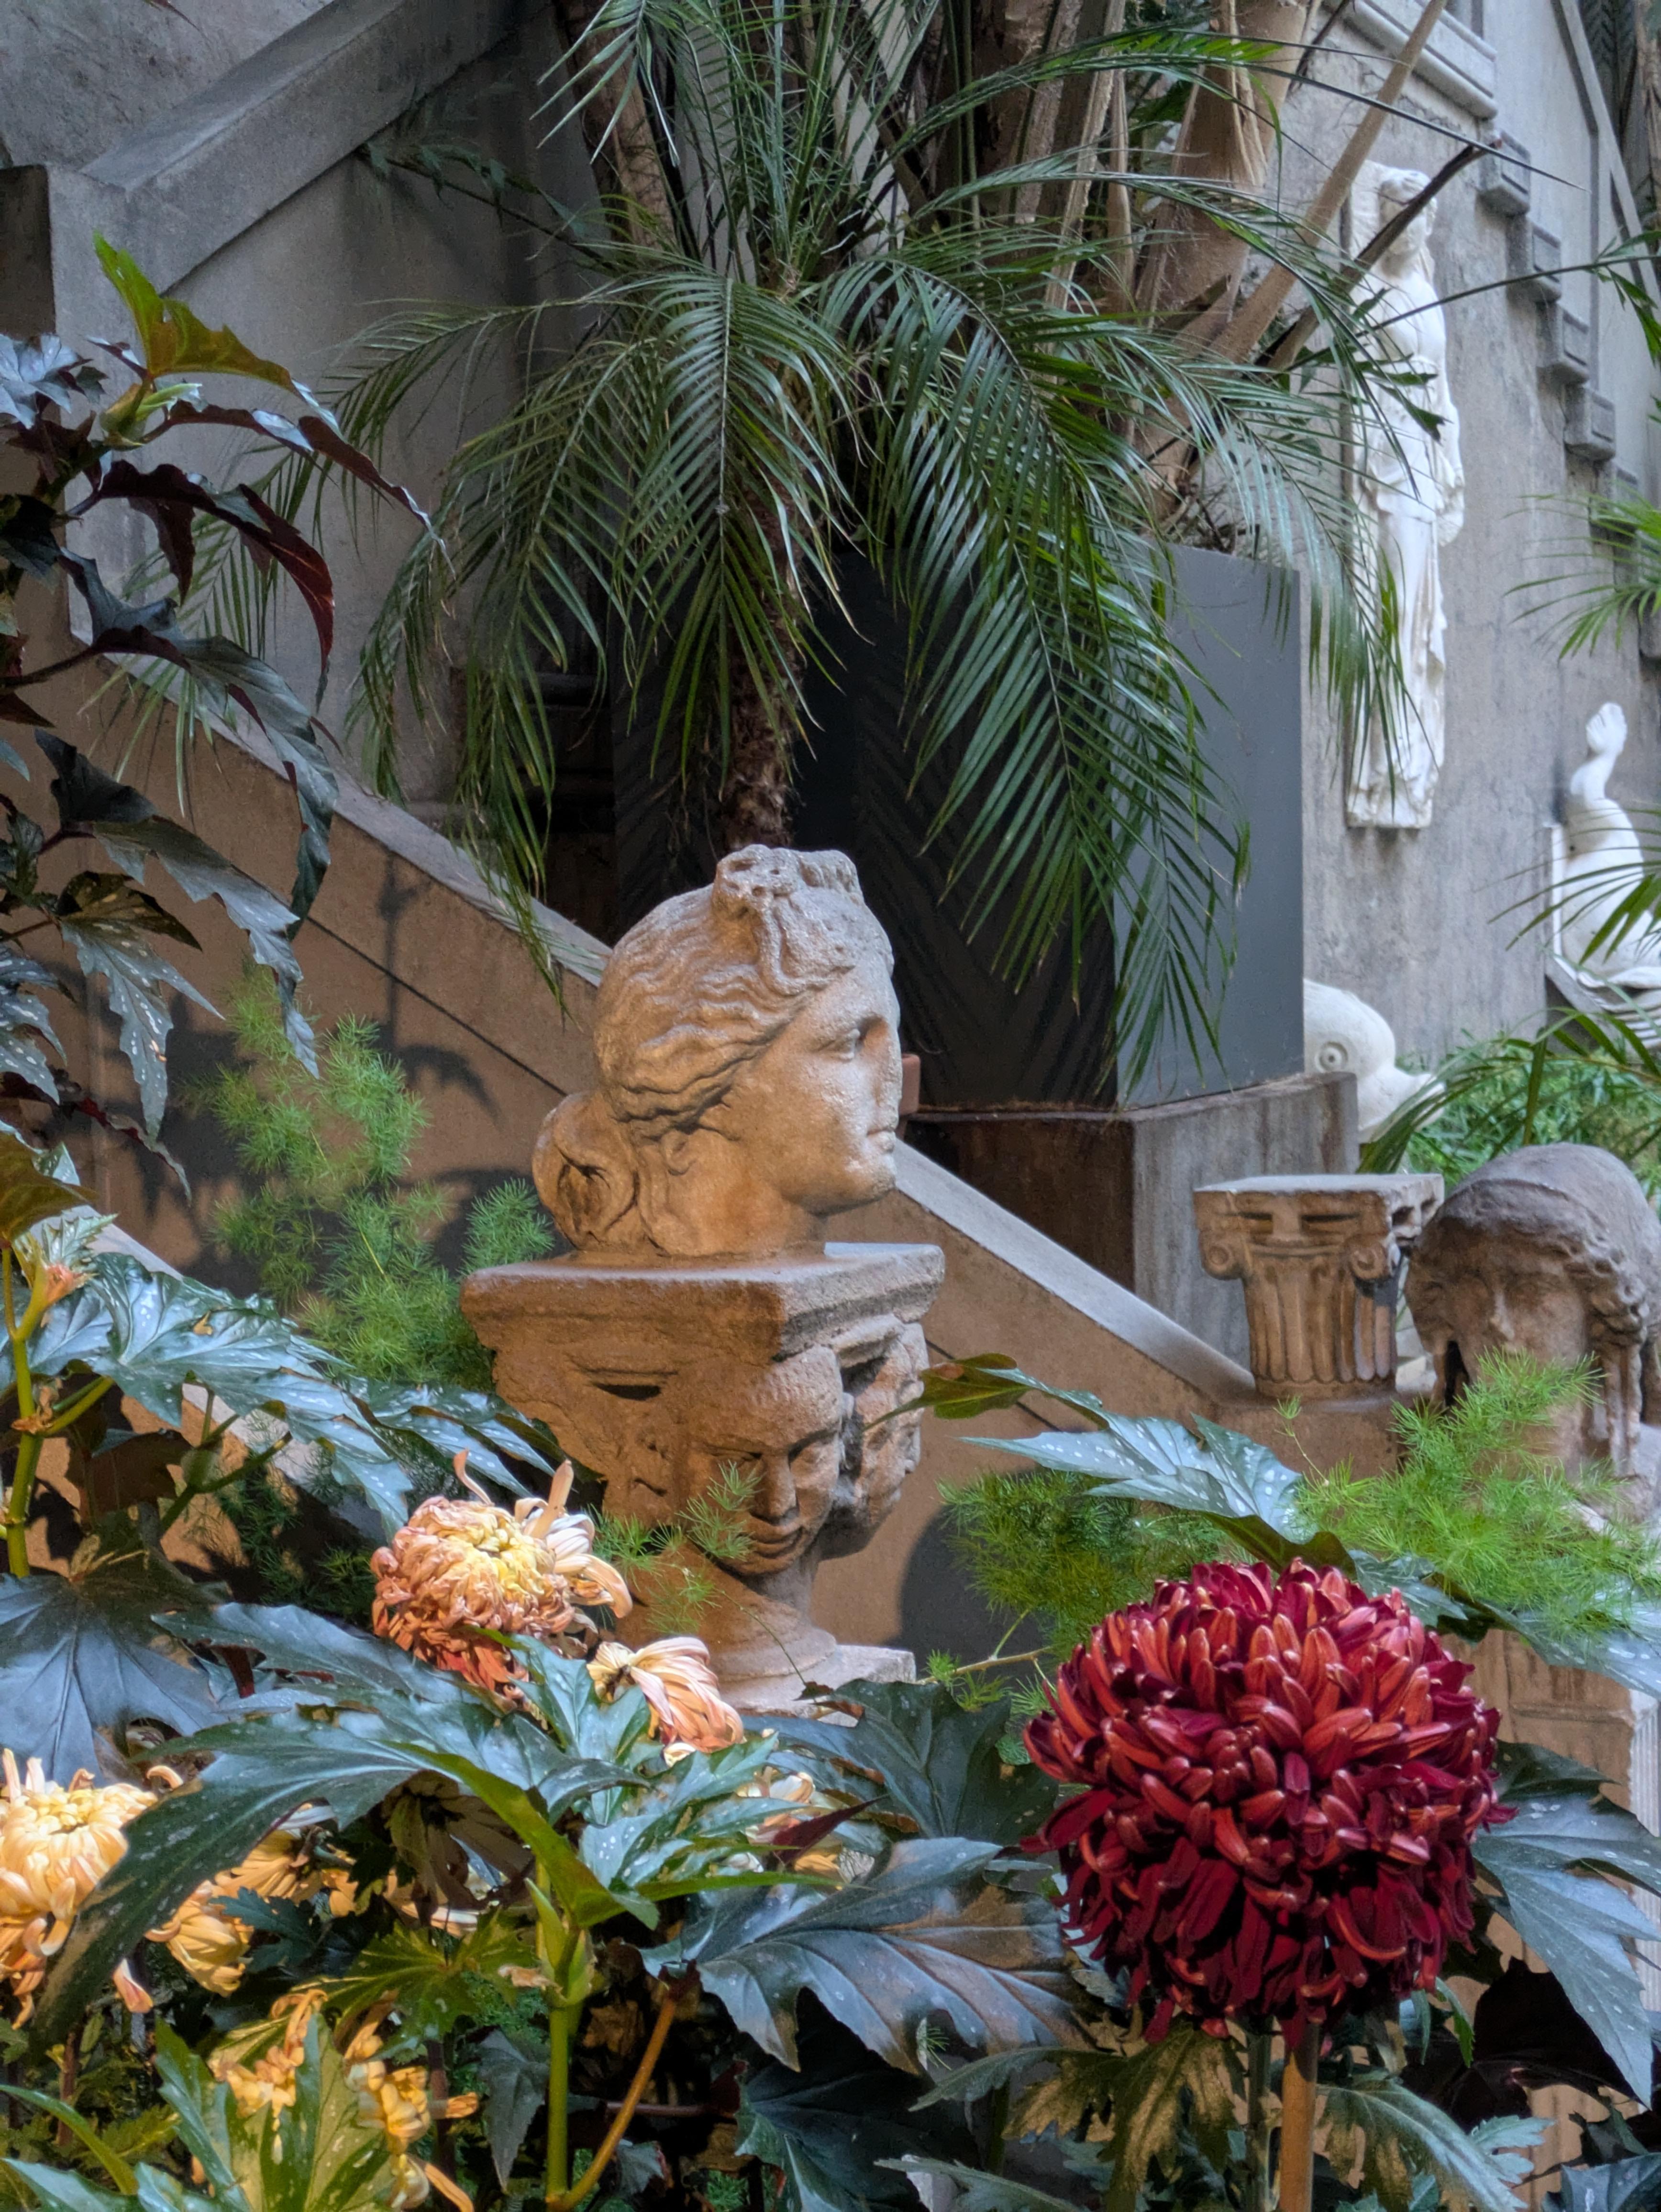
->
xmin=1134 ymin=3 xmax=1318 ymax=324
xmin=718 ymin=657 xmax=795 ymax=851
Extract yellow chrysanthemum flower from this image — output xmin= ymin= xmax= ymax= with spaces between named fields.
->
xmin=152 ymin=1828 xmax=321 ymax=1993
xmin=0 ymin=1750 xmax=157 ymax=2021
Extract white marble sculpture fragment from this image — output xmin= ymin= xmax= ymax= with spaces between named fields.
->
xmin=1345 ymin=165 xmax=1466 ymax=831
xmin=1304 ymin=978 xmax=1440 ymax=1142
xmin=1555 ymin=702 xmax=1661 ymax=997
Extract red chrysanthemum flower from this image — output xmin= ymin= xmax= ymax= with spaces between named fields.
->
xmin=1025 ymin=1560 xmax=1507 ymax=2042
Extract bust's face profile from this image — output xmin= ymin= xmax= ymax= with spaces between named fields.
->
xmin=696 ymin=967 xmax=903 ymax=1224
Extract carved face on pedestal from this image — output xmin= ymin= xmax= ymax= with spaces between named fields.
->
xmin=1408 ymin=1145 xmax=1661 ymax=1486
xmin=679 ymin=1348 xmax=846 ymax=1576
xmin=534 ymin=848 xmax=903 ymax=1258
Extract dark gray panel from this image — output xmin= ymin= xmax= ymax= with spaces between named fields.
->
xmin=1126 ymin=546 xmax=1305 ymax=1103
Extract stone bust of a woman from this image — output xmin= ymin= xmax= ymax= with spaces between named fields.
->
xmin=1407 ymin=1144 xmax=1661 ymax=1494
xmin=535 ymin=846 xmax=904 ymax=1258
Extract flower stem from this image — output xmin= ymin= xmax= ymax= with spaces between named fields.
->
xmin=1245 ymin=2031 xmax=1272 ymax=2212
xmin=1278 ymin=2020 xmax=1321 ymax=2212
xmin=3 ymin=1254 xmax=37 ymax=1578
xmin=546 ymin=2001 xmax=571 ymax=2205
xmin=548 ymin=1984 xmax=678 ymax=2212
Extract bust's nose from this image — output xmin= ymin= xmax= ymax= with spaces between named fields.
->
xmin=751 ymin=1453 xmax=797 ymax=1520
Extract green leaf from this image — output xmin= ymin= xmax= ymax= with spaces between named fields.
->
xmin=0 ymin=1544 xmax=219 ymax=1780
xmin=974 ymin=1415 xmax=1318 ymax=1571
xmin=58 ymin=905 xmax=214 ymax=1137
xmin=771 ymin=1679 xmax=1058 ymax=1845
xmin=0 ymin=1126 xmax=85 ymax=1244
xmin=477 ymin=2028 xmax=547 ymax=2187
xmin=1088 ymin=2024 xmax=1236 ymax=2212
xmin=916 ymin=1355 xmax=1109 ymax=1429
xmin=1475 ymin=1787 xmax=1661 ymax=2098
xmin=647 ymin=1838 xmax=1085 ymax=2071
xmin=884 ymin=2163 xmax=1085 ymax=2212
xmin=57 ymin=556 xmax=334 ymax=927
xmin=740 ymin=2015 xmax=977 ymax=2212
xmin=37 ymin=735 xmax=310 ymax=1070
xmin=95 ymin=241 xmax=311 ymax=398
xmin=3 ymin=2168 xmax=126 ymax=2212
xmin=33 ymin=1691 xmax=630 ymax=2047
xmin=1550 ymin=2155 xmax=1661 ymax=2212
xmin=1322 ymin=2073 xmax=1538 ymax=2212
xmin=321 ymin=1915 xmax=539 ymax=2038
xmin=4 ymin=2094 xmax=137 ymax=2192
xmin=156 ymin=2014 xmax=388 ymax=2212
xmin=34 ymin=1256 xmax=410 ymax=1526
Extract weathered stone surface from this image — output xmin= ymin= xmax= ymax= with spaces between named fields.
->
xmin=1195 ymin=1173 xmax=1443 ymax=1397
xmin=469 ymin=848 xmax=943 ymax=1704
xmin=535 ymin=848 xmax=906 ymax=1260
xmin=1408 ymin=1144 xmax=1661 ymax=1492
xmin=464 ymin=1245 xmax=940 ymax=1705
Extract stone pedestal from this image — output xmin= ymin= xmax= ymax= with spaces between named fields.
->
xmin=462 ymin=1241 xmax=942 ymax=1707
xmin=1193 ymin=1174 xmax=1443 ymax=1399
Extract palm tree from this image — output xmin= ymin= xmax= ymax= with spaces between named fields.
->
xmin=251 ymin=4 xmax=1458 ymax=1082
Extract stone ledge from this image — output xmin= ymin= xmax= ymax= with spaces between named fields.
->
xmin=3 ymin=0 xmax=554 ymax=328
xmin=1324 ymin=0 xmax=1497 ymax=120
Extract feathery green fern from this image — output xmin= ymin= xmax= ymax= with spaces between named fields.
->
xmin=191 ymin=973 xmax=554 ymax=1387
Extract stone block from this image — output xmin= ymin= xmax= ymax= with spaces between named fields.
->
xmin=906 ymin=1071 xmax=1357 ymax=1367
xmin=1565 ymin=389 xmax=1617 ymax=466
xmin=1540 ymin=305 xmax=1591 ymax=389
xmin=1477 ymin=133 xmax=1532 ymax=218
xmin=463 ymin=1244 xmax=943 ymax=1707
xmin=1508 ymin=221 xmax=1561 ymax=303
xmin=1194 ymin=1173 xmax=1443 ymax=1398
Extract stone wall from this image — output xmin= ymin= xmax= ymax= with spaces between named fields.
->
xmin=0 ymin=0 xmax=594 ymax=810
xmin=1291 ymin=2 xmax=1661 ymax=1063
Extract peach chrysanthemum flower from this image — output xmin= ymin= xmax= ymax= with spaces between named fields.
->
xmin=371 ymin=1461 xmax=631 ymax=1693
xmin=587 ymin=1637 xmax=745 ymax=1753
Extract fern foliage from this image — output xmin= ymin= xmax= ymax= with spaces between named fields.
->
xmin=944 ymin=1356 xmax=1661 ymax=1663
xmin=193 ymin=973 xmax=554 ymax=1388
xmin=1308 ymin=1354 xmax=1661 ymax=1639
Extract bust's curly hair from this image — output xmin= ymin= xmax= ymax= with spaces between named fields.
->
xmin=1409 ymin=1144 xmax=1661 ymax=1361
xmin=535 ymin=847 xmax=892 ymax=1246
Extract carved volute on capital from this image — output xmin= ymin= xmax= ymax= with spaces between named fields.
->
xmin=463 ymin=847 xmax=942 ymax=1707
xmin=1194 ymin=1174 xmax=1444 ymax=1398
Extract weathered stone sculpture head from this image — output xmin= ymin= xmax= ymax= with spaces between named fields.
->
xmin=536 ymin=846 xmax=903 ymax=1258
xmin=1407 ymin=1144 xmax=1661 ymax=1484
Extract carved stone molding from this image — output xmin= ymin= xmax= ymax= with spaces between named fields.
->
xmin=463 ymin=1242 xmax=942 ymax=1705
xmin=1193 ymin=1174 xmax=1443 ymax=1399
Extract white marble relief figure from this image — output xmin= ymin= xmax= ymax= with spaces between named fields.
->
xmin=1556 ymin=702 xmax=1661 ymax=997
xmin=1346 ymin=166 xmax=1466 ymax=831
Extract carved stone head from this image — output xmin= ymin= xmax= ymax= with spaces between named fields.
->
xmin=1407 ymin=1144 xmax=1661 ymax=1482
xmin=1373 ymin=166 xmax=1434 ymax=272
xmin=535 ymin=847 xmax=903 ymax=1258
xmin=676 ymin=1346 xmax=847 ymax=1577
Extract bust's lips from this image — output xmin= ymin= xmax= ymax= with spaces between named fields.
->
xmin=743 ymin=1517 xmax=806 ymax=1565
